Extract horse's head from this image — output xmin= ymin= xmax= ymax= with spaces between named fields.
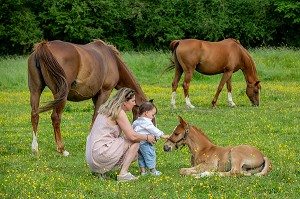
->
xmin=246 ymin=80 xmax=261 ymax=106
xmin=164 ymin=115 xmax=190 ymax=152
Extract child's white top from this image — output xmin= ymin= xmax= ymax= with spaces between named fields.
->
xmin=132 ymin=117 xmax=164 ymax=142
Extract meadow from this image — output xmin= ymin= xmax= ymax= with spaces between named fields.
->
xmin=0 ymin=47 xmax=299 ymax=198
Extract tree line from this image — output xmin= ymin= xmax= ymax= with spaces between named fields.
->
xmin=0 ymin=0 xmax=299 ymax=55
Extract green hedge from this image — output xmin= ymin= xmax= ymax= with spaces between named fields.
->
xmin=0 ymin=0 xmax=299 ymax=55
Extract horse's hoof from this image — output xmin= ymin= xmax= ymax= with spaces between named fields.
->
xmin=228 ymin=102 xmax=237 ymax=108
xmin=170 ymin=104 xmax=176 ymax=109
xmin=186 ymin=104 xmax=195 ymax=109
xmin=62 ymin=150 xmax=70 ymax=156
xmin=32 ymin=149 xmax=38 ymax=156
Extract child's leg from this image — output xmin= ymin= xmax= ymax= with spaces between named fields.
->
xmin=140 ymin=167 xmax=147 ymax=173
xmin=143 ymin=145 xmax=158 ymax=174
xmin=138 ymin=144 xmax=147 ymax=174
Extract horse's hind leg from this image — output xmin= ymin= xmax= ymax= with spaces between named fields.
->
xmin=171 ymin=67 xmax=183 ymax=108
xmin=226 ymin=77 xmax=237 ymax=107
xmin=28 ymin=57 xmax=44 ymax=155
xmin=51 ymin=99 xmax=69 ymax=156
xmin=30 ymin=90 xmax=42 ymax=155
xmin=182 ymin=71 xmax=195 ymax=108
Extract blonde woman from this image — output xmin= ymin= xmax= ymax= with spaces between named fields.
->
xmin=85 ymin=88 xmax=156 ymax=181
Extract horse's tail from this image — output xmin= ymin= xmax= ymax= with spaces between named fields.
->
xmin=169 ymin=40 xmax=180 ymax=52
xmin=161 ymin=40 xmax=181 ymax=75
xmin=34 ymin=42 xmax=68 ymax=113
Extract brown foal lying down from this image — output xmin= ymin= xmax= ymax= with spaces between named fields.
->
xmin=164 ymin=116 xmax=272 ymax=177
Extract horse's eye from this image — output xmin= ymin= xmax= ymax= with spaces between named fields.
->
xmin=255 ymin=90 xmax=259 ymax=94
xmin=174 ymin=132 xmax=179 ymax=136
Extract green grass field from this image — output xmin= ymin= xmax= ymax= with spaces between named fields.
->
xmin=0 ymin=48 xmax=299 ymax=198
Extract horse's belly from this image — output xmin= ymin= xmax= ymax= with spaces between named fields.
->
xmin=196 ymin=64 xmax=224 ymax=75
xmin=67 ymin=80 xmax=99 ymax=101
xmin=68 ymin=90 xmax=93 ymax=101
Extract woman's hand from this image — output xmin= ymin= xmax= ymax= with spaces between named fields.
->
xmin=147 ymin=135 xmax=156 ymax=145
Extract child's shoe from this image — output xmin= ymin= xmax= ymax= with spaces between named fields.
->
xmin=150 ymin=170 xmax=161 ymax=176
xmin=141 ymin=171 xmax=148 ymax=176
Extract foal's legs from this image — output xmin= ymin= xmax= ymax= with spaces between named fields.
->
xmin=51 ymin=98 xmax=69 ymax=156
xmin=212 ymin=70 xmax=233 ymax=108
xmin=171 ymin=67 xmax=183 ymax=108
xmin=226 ymin=77 xmax=237 ymax=107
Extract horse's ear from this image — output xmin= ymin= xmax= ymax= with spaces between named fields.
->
xmin=255 ymin=81 xmax=260 ymax=86
xmin=149 ymin=99 xmax=154 ymax=103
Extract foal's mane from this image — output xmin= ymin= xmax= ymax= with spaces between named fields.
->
xmin=190 ymin=125 xmax=212 ymax=143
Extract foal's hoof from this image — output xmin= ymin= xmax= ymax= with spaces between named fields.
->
xmin=180 ymin=168 xmax=190 ymax=175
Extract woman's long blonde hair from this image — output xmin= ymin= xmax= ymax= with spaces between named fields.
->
xmin=98 ymin=87 xmax=135 ymax=120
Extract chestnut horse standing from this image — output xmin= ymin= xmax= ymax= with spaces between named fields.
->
xmin=167 ymin=39 xmax=261 ymax=108
xmin=28 ymin=40 xmax=150 ymax=156
xmin=164 ymin=116 xmax=272 ymax=177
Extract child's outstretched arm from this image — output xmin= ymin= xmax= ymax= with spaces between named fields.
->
xmin=161 ymin=135 xmax=170 ymax=139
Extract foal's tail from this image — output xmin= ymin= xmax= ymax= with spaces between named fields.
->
xmin=255 ymin=156 xmax=272 ymax=176
xmin=34 ymin=42 xmax=68 ymax=113
xmin=162 ymin=40 xmax=181 ymax=74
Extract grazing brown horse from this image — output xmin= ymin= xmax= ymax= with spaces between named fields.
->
xmin=28 ymin=40 xmax=151 ymax=156
xmin=164 ymin=116 xmax=272 ymax=177
xmin=166 ymin=38 xmax=261 ymax=108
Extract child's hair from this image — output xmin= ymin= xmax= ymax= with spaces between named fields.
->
xmin=138 ymin=100 xmax=157 ymax=116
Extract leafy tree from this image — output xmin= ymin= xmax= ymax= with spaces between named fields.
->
xmin=0 ymin=0 xmax=42 ymax=55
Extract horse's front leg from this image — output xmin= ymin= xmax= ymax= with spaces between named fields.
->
xmin=51 ymin=100 xmax=69 ymax=156
xmin=183 ymin=71 xmax=195 ymax=108
xmin=91 ymin=90 xmax=112 ymax=127
xmin=212 ymin=70 xmax=233 ymax=108
xmin=226 ymin=77 xmax=237 ymax=108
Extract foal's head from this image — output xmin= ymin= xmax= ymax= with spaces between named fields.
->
xmin=164 ymin=115 xmax=190 ymax=152
xmin=246 ymin=81 xmax=261 ymax=106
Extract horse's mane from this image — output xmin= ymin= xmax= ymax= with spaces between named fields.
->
xmin=93 ymin=39 xmax=145 ymax=100
xmin=233 ymin=40 xmax=258 ymax=80
xmin=93 ymin=39 xmax=121 ymax=57
xmin=228 ymin=38 xmax=240 ymax=44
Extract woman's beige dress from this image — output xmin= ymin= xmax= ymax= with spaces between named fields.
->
xmin=86 ymin=114 xmax=131 ymax=174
